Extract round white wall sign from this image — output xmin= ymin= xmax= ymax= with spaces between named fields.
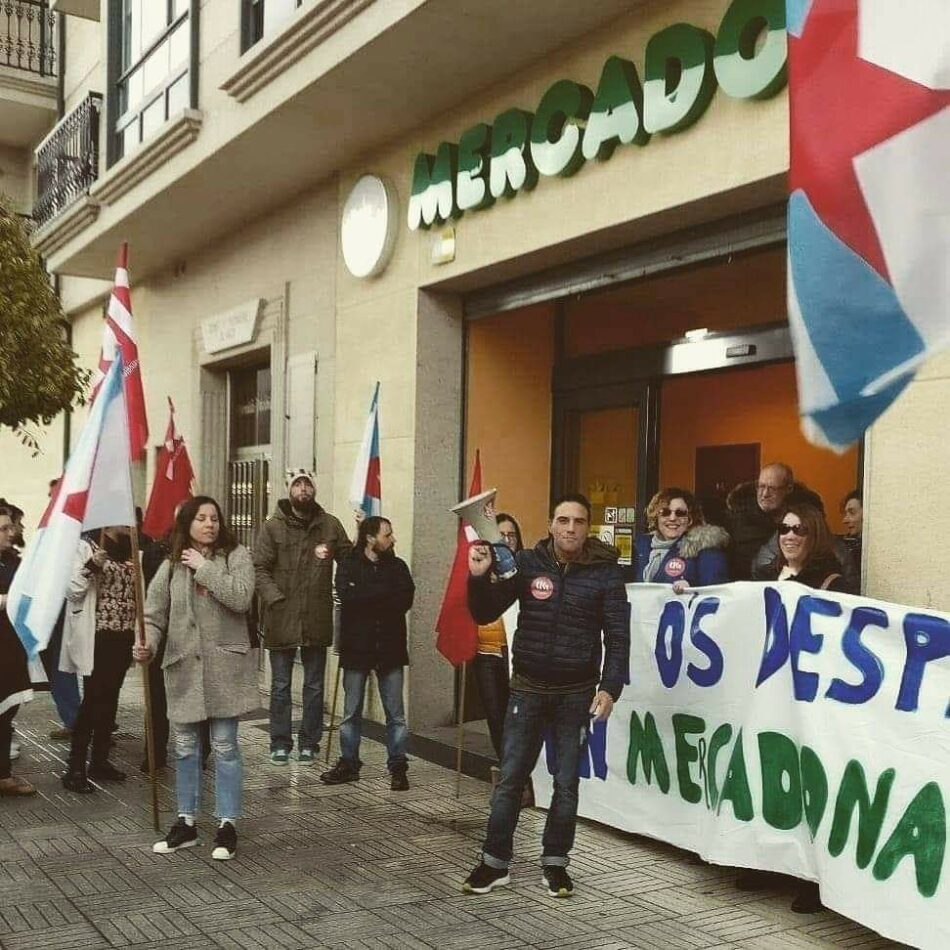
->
xmin=340 ymin=174 xmax=397 ymax=278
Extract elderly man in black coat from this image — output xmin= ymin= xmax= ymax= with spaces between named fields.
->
xmin=320 ymin=516 xmax=414 ymax=791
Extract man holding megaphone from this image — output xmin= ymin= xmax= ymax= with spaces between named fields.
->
xmin=461 ymin=493 xmax=629 ymax=899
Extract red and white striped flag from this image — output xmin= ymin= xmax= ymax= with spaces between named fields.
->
xmin=93 ymin=243 xmax=148 ymax=459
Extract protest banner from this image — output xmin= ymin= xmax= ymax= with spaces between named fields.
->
xmin=527 ymin=582 xmax=948 ymax=949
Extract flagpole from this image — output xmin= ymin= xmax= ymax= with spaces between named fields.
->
xmin=455 ymin=661 xmax=467 ymax=800
xmin=130 ymin=523 xmax=161 ymax=832
xmin=324 ymin=662 xmax=342 ymax=766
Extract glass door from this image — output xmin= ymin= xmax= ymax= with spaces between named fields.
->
xmin=553 ymin=381 xmax=658 ymax=566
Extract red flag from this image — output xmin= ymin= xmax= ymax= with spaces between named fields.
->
xmin=95 ymin=243 xmax=148 ymax=459
xmin=141 ymin=398 xmax=194 ymax=540
xmin=436 ymin=451 xmax=482 ymax=666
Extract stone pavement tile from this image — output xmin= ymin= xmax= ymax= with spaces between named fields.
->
xmin=589 ymin=865 xmax=679 ymax=898
xmin=207 ymin=920 xmax=316 ymax=950
xmin=608 ymin=916 xmax=726 ymax=948
xmin=554 ymin=895 xmax=674 ymax=930
xmin=255 ymin=885 xmax=330 ymax=920
xmin=69 ymin=887 xmax=169 ymax=919
xmin=0 ymin=899 xmax=85 ymax=935
xmin=637 ymin=884 xmax=739 ymax=916
xmin=179 ymin=896 xmax=290 ymax=933
xmin=0 ymin=875 xmax=65 ymax=908
xmin=0 ymin=920 xmax=112 ymax=950
xmin=159 ymin=875 xmax=256 ymax=908
xmin=95 ymin=909 xmax=204 ymax=948
xmin=400 ymin=921 xmax=523 ymax=950
xmin=741 ymin=927 xmax=902 ymax=950
xmin=794 ymin=917 xmax=904 ymax=948
xmin=679 ymin=905 xmax=788 ymax=942
xmin=298 ymin=908 xmax=395 ymax=941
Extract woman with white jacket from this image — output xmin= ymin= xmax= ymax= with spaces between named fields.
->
xmin=135 ymin=496 xmax=258 ymax=861
xmin=62 ymin=527 xmax=138 ymax=793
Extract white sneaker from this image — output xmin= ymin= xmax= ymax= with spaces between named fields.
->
xmin=10 ymin=740 xmax=20 ymax=761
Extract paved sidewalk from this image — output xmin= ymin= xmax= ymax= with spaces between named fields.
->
xmin=1 ymin=681 xmax=901 ymax=950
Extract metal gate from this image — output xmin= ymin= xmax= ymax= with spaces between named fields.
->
xmin=227 ymin=456 xmax=271 ymax=549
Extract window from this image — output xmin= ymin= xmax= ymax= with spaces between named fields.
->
xmin=111 ymin=0 xmax=193 ymax=163
xmin=230 ymin=365 xmax=272 ymax=451
xmin=241 ymin=0 xmax=303 ymax=53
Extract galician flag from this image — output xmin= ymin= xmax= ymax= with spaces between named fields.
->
xmin=787 ymin=0 xmax=950 ymax=450
xmin=348 ymin=382 xmax=382 ymax=518
xmin=6 ymin=356 xmax=135 ymax=658
xmin=92 ymin=243 xmax=149 ymax=459
xmin=141 ymin=397 xmax=194 ymax=540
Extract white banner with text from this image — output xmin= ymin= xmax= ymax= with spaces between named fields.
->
xmin=525 ymin=582 xmax=949 ymax=949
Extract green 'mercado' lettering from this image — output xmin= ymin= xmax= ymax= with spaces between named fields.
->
xmin=407 ymin=143 xmax=457 ymax=230
xmin=406 ymin=0 xmax=788 ymax=230
xmin=582 ymin=56 xmax=650 ymax=161
xmin=642 ymin=23 xmax=716 ymax=134
xmin=530 ymin=80 xmax=593 ymax=177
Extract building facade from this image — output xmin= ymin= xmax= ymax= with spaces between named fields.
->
xmin=1 ymin=0 xmax=947 ymax=749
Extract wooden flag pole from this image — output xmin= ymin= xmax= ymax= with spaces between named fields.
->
xmin=129 ymin=524 xmax=160 ymax=832
xmin=455 ymin=661 xmax=467 ymax=800
xmin=324 ymin=662 xmax=342 ymax=765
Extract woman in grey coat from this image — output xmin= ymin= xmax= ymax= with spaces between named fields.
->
xmin=135 ymin=496 xmax=258 ymax=861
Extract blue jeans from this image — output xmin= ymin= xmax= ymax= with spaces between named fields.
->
xmin=269 ymin=646 xmax=326 ymax=753
xmin=482 ymin=689 xmax=593 ymax=869
xmin=174 ymin=717 xmax=242 ymax=820
xmin=340 ymin=667 xmax=408 ymax=772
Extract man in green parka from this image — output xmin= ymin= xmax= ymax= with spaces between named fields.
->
xmin=253 ymin=470 xmax=352 ymax=764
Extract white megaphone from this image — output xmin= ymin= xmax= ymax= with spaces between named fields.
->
xmin=451 ymin=488 xmax=518 ymax=580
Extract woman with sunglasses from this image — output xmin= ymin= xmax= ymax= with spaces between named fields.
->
xmin=743 ymin=501 xmax=855 ymax=913
xmin=635 ymin=488 xmax=730 ymax=590
xmin=754 ymin=502 xmax=855 ymax=594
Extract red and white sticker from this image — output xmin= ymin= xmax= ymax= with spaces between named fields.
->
xmin=530 ymin=576 xmax=555 ymax=600
xmin=664 ymin=557 xmax=687 ymax=579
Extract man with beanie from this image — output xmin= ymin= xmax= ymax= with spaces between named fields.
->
xmin=253 ymin=469 xmax=352 ymax=765
xmin=462 ymin=494 xmax=630 ymax=898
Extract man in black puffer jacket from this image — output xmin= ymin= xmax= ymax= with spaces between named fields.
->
xmin=462 ymin=494 xmax=629 ymax=899
xmin=321 ymin=516 xmax=415 ymax=791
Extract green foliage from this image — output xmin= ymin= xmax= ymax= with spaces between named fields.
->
xmin=0 ymin=199 xmax=89 ymax=449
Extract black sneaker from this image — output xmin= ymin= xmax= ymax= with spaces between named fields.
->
xmin=542 ymin=866 xmax=574 ymax=897
xmin=390 ymin=771 xmax=409 ymax=791
xmin=89 ymin=761 xmax=126 ymax=783
xmin=212 ymin=822 xmax=237 ymax=861
xmin=462 ymin=862 xmax=510 ymax=894
xmin=153 ymin=818 xmax=198 ymax=854
xmin=320 ymin=759 xmax=360 ymax=785
xmin=61 ymin=769 xmax=95 ymax=794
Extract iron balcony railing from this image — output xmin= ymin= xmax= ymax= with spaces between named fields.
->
xmin=0 ymin=0 xmax=56 ymax=76
xmin=34 ymin=92 xmax=102 ymax=229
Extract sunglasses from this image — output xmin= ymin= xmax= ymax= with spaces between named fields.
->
xmin=778 ymin=523 xmax=808 ymax=536
xmin=659 ymin=507 xmax=689 ymax=519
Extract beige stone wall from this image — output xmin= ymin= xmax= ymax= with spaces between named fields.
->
xmin=864 ymin=350 xmax=950 ymax=611
xmin=0 ymin=145 xmax=33 ymax=212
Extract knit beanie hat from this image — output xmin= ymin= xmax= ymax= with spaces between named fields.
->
xmin=286 ymin=468 xmax=316 ymax=493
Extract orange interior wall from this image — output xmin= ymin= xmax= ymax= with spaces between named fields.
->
xmin=659 ymin=363 xmax=860 ymax=529
xmin=465 ymin=304 xmax=555 ymax=546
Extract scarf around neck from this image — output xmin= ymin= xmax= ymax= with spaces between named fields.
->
xmin=644 ymin=534 xmax=678 ymax=583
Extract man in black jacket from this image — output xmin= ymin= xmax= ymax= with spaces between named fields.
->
xmin=321 ymin=516 xmax=415 ymax=791
xmin=462 ymin=493 xmax=629 ymax=898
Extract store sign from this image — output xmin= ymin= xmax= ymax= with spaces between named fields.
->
xmin=201 ymin=298 xmax=262 ymax=354
xmin=408 ymin=0 xmax=787 ymax=231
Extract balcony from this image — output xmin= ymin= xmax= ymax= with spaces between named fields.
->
xmin=32 ymin=92 xmax=101 ymax=247
xmin=0 ymin=0 xmax=57 ymax=148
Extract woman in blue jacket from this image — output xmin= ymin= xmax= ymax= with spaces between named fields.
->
xmin=634 ymin=488 xmax=730 ymax=589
